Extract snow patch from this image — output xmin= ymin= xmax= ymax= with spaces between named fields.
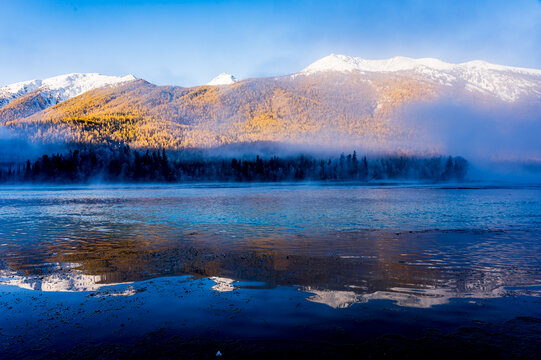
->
xmin=301 ymin=54 xmax=541 ymax=76
xmin=0 ymin=73 xmax=136 ymax=109
xmin=207 ymin=73 xmax=238 ymax=86
xmin=298 ymin=54 xmax=541 ymax=102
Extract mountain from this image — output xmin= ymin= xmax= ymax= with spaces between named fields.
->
xmin=298 ymin=54 xmax=541 ymax=102
xmin=207 ymin=73 xmax=238 ymax=86
xmin=0 ymin=73 xmax=136 ymax=123
xmin=1 ymin=55 xmax=540 ymax=158
xmin=3 ymin=75 xmax=430 ymax=150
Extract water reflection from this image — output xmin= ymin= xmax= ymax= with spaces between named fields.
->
xmin=211 ymin=277 xmax=236 ymax=292
xmin=303 ymin=285 xmax=515 ymax=309
xmin=0 ymin=265 xmax=130 ymax=292
xmin=1 ymin=262 xmax=539 ymax=310
xmin=1 ymin=185 xmax=541 ymax=359
xmin=0 ymin=185 xmax=540 ymax=309
xmin=305 ymin=288 xmax=365 ymax=308
xmin=0 ymin=226 xmax=539 ymax=309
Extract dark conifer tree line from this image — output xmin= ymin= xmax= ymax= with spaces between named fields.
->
xmin=0 ymin=146 xmax=468 ymax=183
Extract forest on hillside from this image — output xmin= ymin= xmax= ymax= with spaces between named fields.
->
xmin=0 ymin=146 xmax=468 ymax=183
xmin=2 ymin=75 xmax=431 ymax=150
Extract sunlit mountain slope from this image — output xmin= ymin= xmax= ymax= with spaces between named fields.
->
xmin=2 ymin=55 xmax=540 ymax=154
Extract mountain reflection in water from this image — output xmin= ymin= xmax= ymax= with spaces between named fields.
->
xmin=1 ymin=184 xmax=541 ymax=358
xmin=0 ymin=184 xmax=540 ymax=309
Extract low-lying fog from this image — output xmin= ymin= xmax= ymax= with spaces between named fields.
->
xmin=1 ymin=96 xmax=540 ymax=183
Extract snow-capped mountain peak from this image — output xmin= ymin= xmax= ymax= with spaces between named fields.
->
xmin=301 ymin=54 xmax=541 ymax=75
xmin=0 ymin=73 xmax=136 ymax=109
xmin=39 ymin=73 xmax=136 ymax=99
xmin=300 ymin=54 xmax=452 ymax=74
xmin=298 ymin=54 xmax=541 ymax=102
xmin=207 ymin=73 xmax=238 ymax=86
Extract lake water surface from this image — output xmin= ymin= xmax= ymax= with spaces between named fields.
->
xmin=0 ymin=184 xmax=540 ymax=358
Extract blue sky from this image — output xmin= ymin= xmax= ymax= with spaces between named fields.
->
xmin=1 ymin=0 xmax=540 ymax=86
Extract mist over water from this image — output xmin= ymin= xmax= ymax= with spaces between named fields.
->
xmin=391 ymin=98 xmax=541 ymax=181
xmin=0 ymin=126 xmax=66 ymax=165
xmin=179 ymin=93 xmax=541 ymax=184
xmin=2 ymin=88 xmax=541 ymax=184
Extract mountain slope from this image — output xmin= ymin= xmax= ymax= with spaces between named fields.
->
xmin=0 ymin=73 xmax=136 ymax=123
xmin=299 ymin=54 xmax=541 ymax=102
xmin=7 ymin=73 xmax=438 ymax=150
xmin=2 ymin=55 xmax=540 ymax=156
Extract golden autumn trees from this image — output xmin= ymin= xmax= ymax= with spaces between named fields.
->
xmin=3 ymin=73 xmax=440 ymax=151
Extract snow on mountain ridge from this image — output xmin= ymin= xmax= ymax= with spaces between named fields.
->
xmin=0 ymin=80 xmax=43 ymax=108
xmin=207 ymin=73 xmax=238 ymax=86
xmin=301 ymin=54 xmax=541 ymax=76
xmin=299 ymin=54 xmax=541 ymax=102
xmin=301 ymin=54 xmax=451 ymax=73
xmin=40 ymin=73 xmax=136 ymax=100
xmin=0 ymin=73 xmax=136 ymax=109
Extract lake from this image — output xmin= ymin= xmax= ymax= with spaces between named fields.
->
xmin=0 ymin=183 xmax=540 ymax=359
